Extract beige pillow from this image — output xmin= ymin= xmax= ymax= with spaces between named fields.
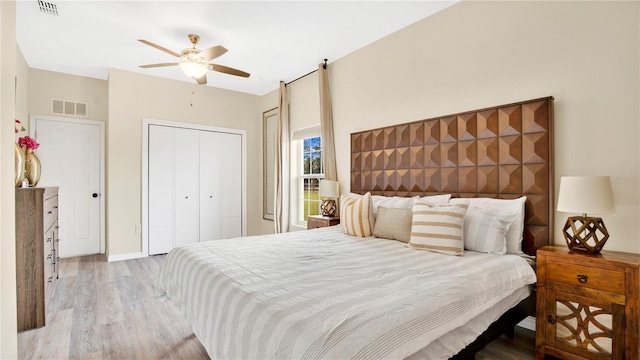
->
xmin=340 ymin=192 xmax=373 ymax=237
xmin=408 ymin=199 xmax=468 ymax=256
xmin=373 ymin=207 xmax=412 ymax=242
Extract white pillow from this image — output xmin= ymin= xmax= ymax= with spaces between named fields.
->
xmin=463 ymin=208 xmax=517 ymax=254
xmin=450 ymin=196 xmax=526 ymax=254
xmin=340 ymin=192 xmax=374 ymax=237
xmin=371 ymin=194 xmax=451 ymax=218
xmin=408 ymin=199 xmax=468 ymax=256
xmin=371 ymin=196 xmax=415 ymax=218
xmin=418 ymin=194 xmax=452 ymax=204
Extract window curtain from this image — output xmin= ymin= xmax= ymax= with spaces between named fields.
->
xmin=319 ymin=63 xmax=337 ymax=181
xmin=274 ymin=81 xmax=290 ymax=233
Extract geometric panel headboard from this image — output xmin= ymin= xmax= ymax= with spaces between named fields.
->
xmin=350 ymin=97 xmax=554 ymax=255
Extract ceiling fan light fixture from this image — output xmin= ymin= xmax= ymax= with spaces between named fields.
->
xmin=179 ymin=61 xmax=208 ymax=78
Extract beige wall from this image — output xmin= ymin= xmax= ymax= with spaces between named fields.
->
xmin=1 ymin=0 xmax=19 ymax=357
xmin=15 ymin=47 xmax=28 ymax=139
xmin=324 ymin=1 xmax=639 ymax=253
xmin=29 ymin=69 xmax=108 ymax=123
xmin=107 ymin=69 xmax=261 ymax=256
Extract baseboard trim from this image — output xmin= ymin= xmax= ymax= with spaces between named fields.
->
xmin=108 ymin=252 xmax=146 ymax=262
xmin=517 ymin=316 xmax=536 ymax=331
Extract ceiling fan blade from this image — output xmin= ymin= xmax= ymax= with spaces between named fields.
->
xmin=195 ymin=75 xmax=207 ymax=85
xmin=199 ymin=45 xmax=228 ymax=61
xmin=209 ymin=64 xmax=250 ymax=78
xmin=138 ymin=39 xmax=180 ymax=58
xmin=139 ymin=62 xmax=179 ymax=68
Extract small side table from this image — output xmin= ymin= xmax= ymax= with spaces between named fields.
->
xmin=307 ymin=215 xmax=340 ymax=230
xmin=536 ymin=245 xmax=640 ymax=360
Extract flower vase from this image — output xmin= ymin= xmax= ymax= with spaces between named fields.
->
xmin=24 ymin=148 xmax=41 ymax=187
xmin=14 ymin=143 xmax=25 ymax=187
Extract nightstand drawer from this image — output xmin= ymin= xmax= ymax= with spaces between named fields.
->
xmin=307 ymin=216 xmax=340 ymax=229
xmin=547 ymin=262 xmax=624 ymax=294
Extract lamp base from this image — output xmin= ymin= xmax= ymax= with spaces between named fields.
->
xmin=321 ymin=199 xmax=337 ymax=217
xmin=563 ymin=216 xmax=610 ymax=254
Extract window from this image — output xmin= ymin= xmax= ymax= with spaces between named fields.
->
xmin=299 ymin=136 xmax=323 ymax=222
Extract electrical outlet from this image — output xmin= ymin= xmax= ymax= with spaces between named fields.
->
xmin=135 ymin=224 xmax=142 ymax=234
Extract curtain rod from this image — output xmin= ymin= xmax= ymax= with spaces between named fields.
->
xmin=285 ymin=59 xmax=328 ymax=86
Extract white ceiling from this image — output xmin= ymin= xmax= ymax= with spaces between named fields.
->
xmin=16 ymin=1 xmax=457 ymax=96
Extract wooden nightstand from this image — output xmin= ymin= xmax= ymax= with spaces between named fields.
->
xmin=536 ymin=245 xmax=640 ymax=360
xmin=307 ymin=215 xmax=340 ymax=230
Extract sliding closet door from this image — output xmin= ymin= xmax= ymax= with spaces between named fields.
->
xmin=148 ymin=125 xmax=175 ymax=255
xmin=199 ymin=130 xmax=222 ymax=241
xmin=220 ymin=133 xmax=243 ymax=238
xmin=174 ymin=128 xmax=200 ymax=247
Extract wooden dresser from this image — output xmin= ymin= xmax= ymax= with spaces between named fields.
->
xmin=15 ymin=187 xmax=59 ymax=331
xmin=536 ymin=245 xmax=640 ymax=359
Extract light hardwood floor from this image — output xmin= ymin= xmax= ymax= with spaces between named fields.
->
xmin=18 ymin=255 xmax=535 ymax=359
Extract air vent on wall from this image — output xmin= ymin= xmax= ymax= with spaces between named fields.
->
xmin=51 ymin=99 xmax=88 ymax=117
xmin=38 ymin=0 xmax=59 ymax=16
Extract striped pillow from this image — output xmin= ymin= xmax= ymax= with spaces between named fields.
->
xmin=340 ymin=192 xmax=373 ymax=237
xmin=408 ymin=199 xmax=468 ymax=256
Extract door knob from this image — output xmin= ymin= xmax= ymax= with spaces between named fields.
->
xmin=92 ymin=193 xmax=99 ymax=198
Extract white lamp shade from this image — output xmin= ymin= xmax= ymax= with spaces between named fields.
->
xmin=179 ymin=61 xmax=208 ymax=78
xmin=557 ymin=176 xmax=615 ymax=214
xmin=318 ymin=180 xmax=339 ymax=198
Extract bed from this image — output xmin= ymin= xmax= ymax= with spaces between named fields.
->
xmin=154 ymin=96 xmax=554 ymax=359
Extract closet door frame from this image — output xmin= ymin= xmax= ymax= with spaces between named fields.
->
xmin=142 ymin=118 xmax=247 ymax=257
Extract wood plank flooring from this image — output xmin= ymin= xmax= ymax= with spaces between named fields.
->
xmin=18 ymin=255 xmax=535 ymax=359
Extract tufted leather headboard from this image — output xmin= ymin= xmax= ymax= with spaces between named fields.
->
xmin=350 ymin=97 xmax=554 ymax=255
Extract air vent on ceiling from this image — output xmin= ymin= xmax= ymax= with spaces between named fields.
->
xmin=38 ymin=0 xmax=59 ymax=16
xmin=51 ymin=99 xmax=88 ymax=117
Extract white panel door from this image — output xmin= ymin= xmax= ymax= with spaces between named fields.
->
xmin=220 ymin=133 xmax=243 ymax=239
xmin=148 ymin=125 xmax=175 ymax=255
xmin=34 ymin=118 xmax=101 ymax=257
xmin=174 ymin=128 xmax=200 ymax=247
xmin=199 ymin=130 xmax=222 ymax=242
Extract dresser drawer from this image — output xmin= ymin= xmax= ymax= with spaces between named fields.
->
xmin=44 ymin=224 xmax=55 ymax=260
xmin=43 ymin=195 xmax=58 ymax=232
xmin=547 ymin=261 xmax=624 ymax=294
xmin=44 ymin=262 xmax=54 ymax=310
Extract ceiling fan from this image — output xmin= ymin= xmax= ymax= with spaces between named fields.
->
xmin=138 ymin=34 xmax=250 ymax=85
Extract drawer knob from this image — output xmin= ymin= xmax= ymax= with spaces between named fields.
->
xmin=47 ymin=277 xmax=53 ymax=283
xmin=577 ymin=274 xmax=588 ymax=283
xmin=47 ymin=237 xmax=52 ymax=242
xmin=547 ymin=314 xmax=555 ymax=325
xmin=47 ymin=211 xmax=52 ymax=214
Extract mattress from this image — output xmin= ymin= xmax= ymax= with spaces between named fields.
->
xmin=153 ymin=226 xmax=536 ymax=359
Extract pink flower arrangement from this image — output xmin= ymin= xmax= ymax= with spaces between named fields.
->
xmin=15 ymin=119 xmax=25 ymax=133
xmin=18 ymin=136 xmax=39 ymax=150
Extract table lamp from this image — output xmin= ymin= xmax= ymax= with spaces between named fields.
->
xmin=318 ymin=180 xmax=339 ymax=217
xmin=557 ymin=176 xmax=615 ymax=254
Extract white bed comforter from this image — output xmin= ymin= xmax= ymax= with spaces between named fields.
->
xmin=153 ymin=226 xmax=536 ymax=360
